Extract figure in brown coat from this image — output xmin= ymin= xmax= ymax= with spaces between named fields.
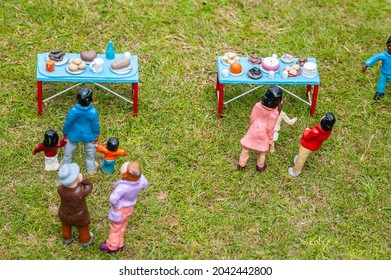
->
xmin=57 ymin=163 xmax=94 ymax=247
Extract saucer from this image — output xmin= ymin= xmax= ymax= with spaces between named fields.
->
xmin=229 ymin=70 xmax=243 ymax=76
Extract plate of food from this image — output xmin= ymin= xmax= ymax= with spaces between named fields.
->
xmin=284 ymin=65 xmax=301 ymax=77
xmin=247 ymin=67 xmax=263 ymax=79
xmin=46 ymin=50 xmax=68 ymax=66
xmin=65 ymin=61 xmax=86 ymax=75
xmin=248 ymin=55 xmax=262 ymax=65
xmin=110 ymin=58 xmax=132 ymax=75
xmin=281 ymin=53 xmax=295 ymax=63
xmin=221 ymin=52 xmax=240 ymax=65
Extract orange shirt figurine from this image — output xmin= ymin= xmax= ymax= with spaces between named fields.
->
xmin=96 ymin=137 xmax=128 ymax=173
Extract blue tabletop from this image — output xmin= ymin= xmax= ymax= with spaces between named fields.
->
xmin=217 ymin=56 xmax=320 ymax=85
xmin=37 ymin=53 xmax=138 ymax=83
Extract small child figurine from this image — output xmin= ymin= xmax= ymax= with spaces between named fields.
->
xmin=270 ymin=110 xmax=297 ymax=153
xmin=96 ymin=137 xmax=128 ymax=173
xmin=362 ymin=35 xmax=391 ymax=100
xmin=238 ymin=86 xmax=283 ymax=172
xmin=33 ymin=129 xmax=67 ymax=171
xmin=57 ymin=163 xmax=94 ymax=247
xmin=288 ymin=112 xmax=336 ymax=177
xmin=99 ymin=161 xmax=148 ymax=254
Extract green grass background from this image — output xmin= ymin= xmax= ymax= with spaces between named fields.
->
xmin=0 ymin=0 xmax=390 ymax=259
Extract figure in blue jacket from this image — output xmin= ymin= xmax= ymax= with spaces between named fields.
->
xmin=62 ymin=87 xmax=100 ymax=174
xmin=362 ymin=35 xmax=391 ymax=100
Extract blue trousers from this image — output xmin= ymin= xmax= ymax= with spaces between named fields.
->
xmin=376 ymin=72 xmax=391 ymax=94
xmin=62 ymin=140 xmax=96 ymax=172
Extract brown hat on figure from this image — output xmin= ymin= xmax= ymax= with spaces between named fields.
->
xmin=121 ymin=161 xmax=141 ymax=181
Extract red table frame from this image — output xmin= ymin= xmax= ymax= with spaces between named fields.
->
xmin=37 ymin=81 xmax=138 ymax=116
xmin=215 ymin=76 xmax=319 ymax=118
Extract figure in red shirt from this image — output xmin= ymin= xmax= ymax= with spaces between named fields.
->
xmin=288 ymin=112 xmax=336 ymax=177
xmin=33 ymin=129 xmax=67 ymax=171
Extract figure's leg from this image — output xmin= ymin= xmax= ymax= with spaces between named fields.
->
xmin=117 ymin=208 xmax=134 ymax=248
xmin=62 ymin=141 xmax=78 ymax=165
xmin=61 ymin=223 xmax=73 ymax=244
xmin=291 ymin=146 xmax=313 ymax=176
xmin=84 ymin=142 xmax=97 ymax=173
xmin=256 ymin=151 xmax=267 ymax=171
xmin=78 ymin=224 xmax=94 ymax=247
xmin=238 ymin=146 xmax=251 ymax=169
xmin=374 ymin=73 xmax=387 ymax=100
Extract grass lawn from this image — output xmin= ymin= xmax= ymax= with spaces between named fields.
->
xmin=0 ymin=0 xmax=390 ymax=260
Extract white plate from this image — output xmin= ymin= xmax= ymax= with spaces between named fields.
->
xmin=229 ymin=70 xmax=243 ymax=76
xmin=65 ymin=65 xmax=85 ymax=75
xmin=46 ymin=54 xmax=68 ymax=66
xmin=110 ymin=66 xmax=132 ymax=75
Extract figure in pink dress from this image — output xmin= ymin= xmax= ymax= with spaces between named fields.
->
xmin=238 ymin=86 xmax=283 ymax=172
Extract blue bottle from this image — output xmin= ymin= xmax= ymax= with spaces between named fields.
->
xmin=106 ymin=40 xmax=115 ymax=59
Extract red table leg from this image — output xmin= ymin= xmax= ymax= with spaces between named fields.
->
xmin=310 ymin=85 xmax=319 ymax=117
xmin=132 ymin=82 xmax=138 ymax=117
xmin=37 ymin=81 xmax=43 ymax=115
xmin=216 ymin=76 xmax=224 ymax=118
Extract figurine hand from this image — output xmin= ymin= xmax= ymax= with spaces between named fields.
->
xmin=362 ymin=64 xmax=367 ymax=73
xmin=62 ymin=135 xmax=67 ymax=141
xmin=94 ymin=137 xmax=99 ymax=142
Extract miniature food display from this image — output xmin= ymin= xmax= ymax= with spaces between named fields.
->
xmin=81 ymin=50 xmax=97 ymax=63
xmin=230 ymin=61 xmax=243 ymax=75
xmin=48 ymin=50 xmax=66 ymax=62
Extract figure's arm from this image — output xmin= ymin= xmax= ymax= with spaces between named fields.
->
xmin=302 ymin=127 xmax=318 ymax=140
xmin=80 ymin=176 xmax=93 ymax=197
xmin=32 ymin=143 xmax=44 ymax=155
xmin=280 ymin=111 xmax=297 ymax=125
xmin=62 ymin=110 xmax=77 ymax=135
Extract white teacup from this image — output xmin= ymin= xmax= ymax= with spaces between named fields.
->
xmin=268 ymin=70 xmax=275 ymax=79
xmin=89 ymin=58 xmax=104 ymax=73
xmin=222 ymin=69 xmax=229 ymax=77
xmin=124 ymin=52 xmax=131 ymax=59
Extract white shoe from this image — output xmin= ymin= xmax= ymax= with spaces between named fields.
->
xmin=288 ymin=167 xmax=299 ymax=177
xmin=293 ymin=155 xmax=298 ymax=164
xmin=87 ymin=162 xmax=99 ymax=175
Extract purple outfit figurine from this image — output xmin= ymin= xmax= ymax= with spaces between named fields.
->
xmin=238 ymin=86 xmax=283 ymax=172
xmin=362 ymin=35 xmax=391 ymax=100
xmin=99 ymin=161 xmax=148 ymax=254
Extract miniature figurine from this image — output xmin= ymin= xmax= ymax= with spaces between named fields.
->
xmin=96 ymin=137 xmax=128 ymax=173
xmin=238 ymin=86 xmax=283 ymax=172
xmin=57 ymin=163 xmax=94 ymax=247
xmin=270 ymin=109 xmax=297 ymax=153
xmin=99 ymin=161 xmax=148 ymax=254
xmin=288 ymin=112 xmax=336 ymax=177
xmin=62 ymin=86 xmax=100 ymax=175
xmin=362 ymin=35 xmax=391 ymax=100
xmin=32 ymin=129 xmax=67 ymax=171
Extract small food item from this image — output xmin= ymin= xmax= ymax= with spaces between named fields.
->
xmin=284 ymin=65 xmax=300 ymax=76
xmin=281 ymin=53 xmax=294 ymax=63
xmin=222 ymin=52 xmax=240 ymax=64
xmin=230 ymin=61 xmax=242 ymax=74
xmin=48 ymin=49 xmax=65 ymax=62
xmin=73 ymin=58 xmax=82 ymax=65
xmin=296 ymin=56 xmax=308 ymax=67
xmin=248 ymin=55 xmax=262 ymax=64
xmin=247 ymin=67 xmax=263 ymax=79
xmin=68 ymin=63 xmax=79 ymax=72
xmin=111 ymin=58 xmax=131 ymax=70
xmin=78 ymin=61 xmax=86 ymax=70
xmin=80 ymin=50 xmax=97 ymax=63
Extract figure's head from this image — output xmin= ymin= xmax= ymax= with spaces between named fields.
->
xmin=43 ymin=129 xmax=59 ymax=148
xmin=386 ymin=35 xmax=391 ymax=54
xmin=121 ymin=161 xmax=141 ymax=181
xmin=261 ymin=86 xmax=283 ymax=108
xmin=58 ymin=163 xmax=80 ymax=186
xmin=320 ymin=112 xmax=336 ymax=131
xmin=106 ymin=137 xmax=119 ymax=152
xmin=76 ymin=86 xmax=93 ymax=106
